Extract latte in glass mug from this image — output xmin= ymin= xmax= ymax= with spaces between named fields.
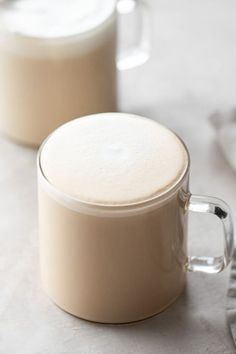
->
xmin=38 ymin=113 xmax=233 ymax=323
xmin=0 ymin=0 xmax=150 ymax=146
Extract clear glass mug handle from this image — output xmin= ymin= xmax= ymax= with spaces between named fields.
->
xmin=185 ymin=195 xmax=234 ymax=274
xmin=116 ymin=0 xmax=150 ymax=70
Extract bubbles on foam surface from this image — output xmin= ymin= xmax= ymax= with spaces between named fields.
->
xmin=40 ymin=113 xmax=188 ymax=206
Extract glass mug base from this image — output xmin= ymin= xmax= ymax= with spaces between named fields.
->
xmin=0 ymin=101 xmax=118 ymax=148
xmin=44 ymin=282 xmax=186 ymax=324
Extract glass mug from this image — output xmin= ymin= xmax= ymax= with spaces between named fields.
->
xmin=37 ymin=113 xmax=234 ymax=324
xmin=0 ymin=0 xmax=150 ymax=146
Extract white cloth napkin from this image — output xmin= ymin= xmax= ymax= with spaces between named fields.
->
xmin=211 ymin=109 xmax=236 ymax=344
xmin=227 ymin=249 xmax=236 ymax=344
xmin=210 ymin=109 xmax=236 ymax=171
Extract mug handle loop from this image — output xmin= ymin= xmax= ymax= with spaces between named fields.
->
xmin=116 ymin=0 xmax=151 ymax=70
xmin=185 ymin=194 xmax=234 ymax=274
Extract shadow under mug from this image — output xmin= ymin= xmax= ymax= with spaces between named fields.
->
xmin=0 ymin=0 xmax=150 ymax=146
xmin=37 ymin=131 xmax=234 ymax=324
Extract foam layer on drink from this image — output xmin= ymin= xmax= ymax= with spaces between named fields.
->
xmin=40 ymin=113 xmax=188 ymax=205
xmin=0 ymin=0 xmax=116 ymax=38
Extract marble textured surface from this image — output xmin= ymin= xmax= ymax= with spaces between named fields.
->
xmin=1 ymin=0 xmax=236 ymax=353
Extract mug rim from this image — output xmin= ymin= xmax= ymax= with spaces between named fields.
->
xmin=37 ymin=114 xmax=191 ymax=216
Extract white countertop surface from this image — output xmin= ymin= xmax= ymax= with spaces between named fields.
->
xmin=1 ymin=0 xmax=236 ymax=353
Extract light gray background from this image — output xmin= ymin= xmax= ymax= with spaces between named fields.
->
xmin=1 ymin=0 xmax=236 ymax=353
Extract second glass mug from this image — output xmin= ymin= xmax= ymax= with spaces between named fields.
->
xmin=0 ymin=0 xmax=150 ymax=146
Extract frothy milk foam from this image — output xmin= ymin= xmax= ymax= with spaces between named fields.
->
xmin=0 ymin=0 xmax=117 ymax=145
xmin=38 ymin=114 xmax=189 ymax=323
xmin=40 ymin=113 xmax=188 ymax=205
xmin=0 ymin=0 xmax=116 ymax=39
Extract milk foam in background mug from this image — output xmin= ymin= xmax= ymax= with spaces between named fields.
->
xmin=0 ymin=0 xmax=150 ymax=146
xmin=37 ymin=113 xmax=234 ymax=324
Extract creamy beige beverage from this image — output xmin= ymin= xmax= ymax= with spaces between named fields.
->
xmin=38 ymin=113 xmax=190 ymax=323
xmin=0 ymin=0 xmax=117 ymax=146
